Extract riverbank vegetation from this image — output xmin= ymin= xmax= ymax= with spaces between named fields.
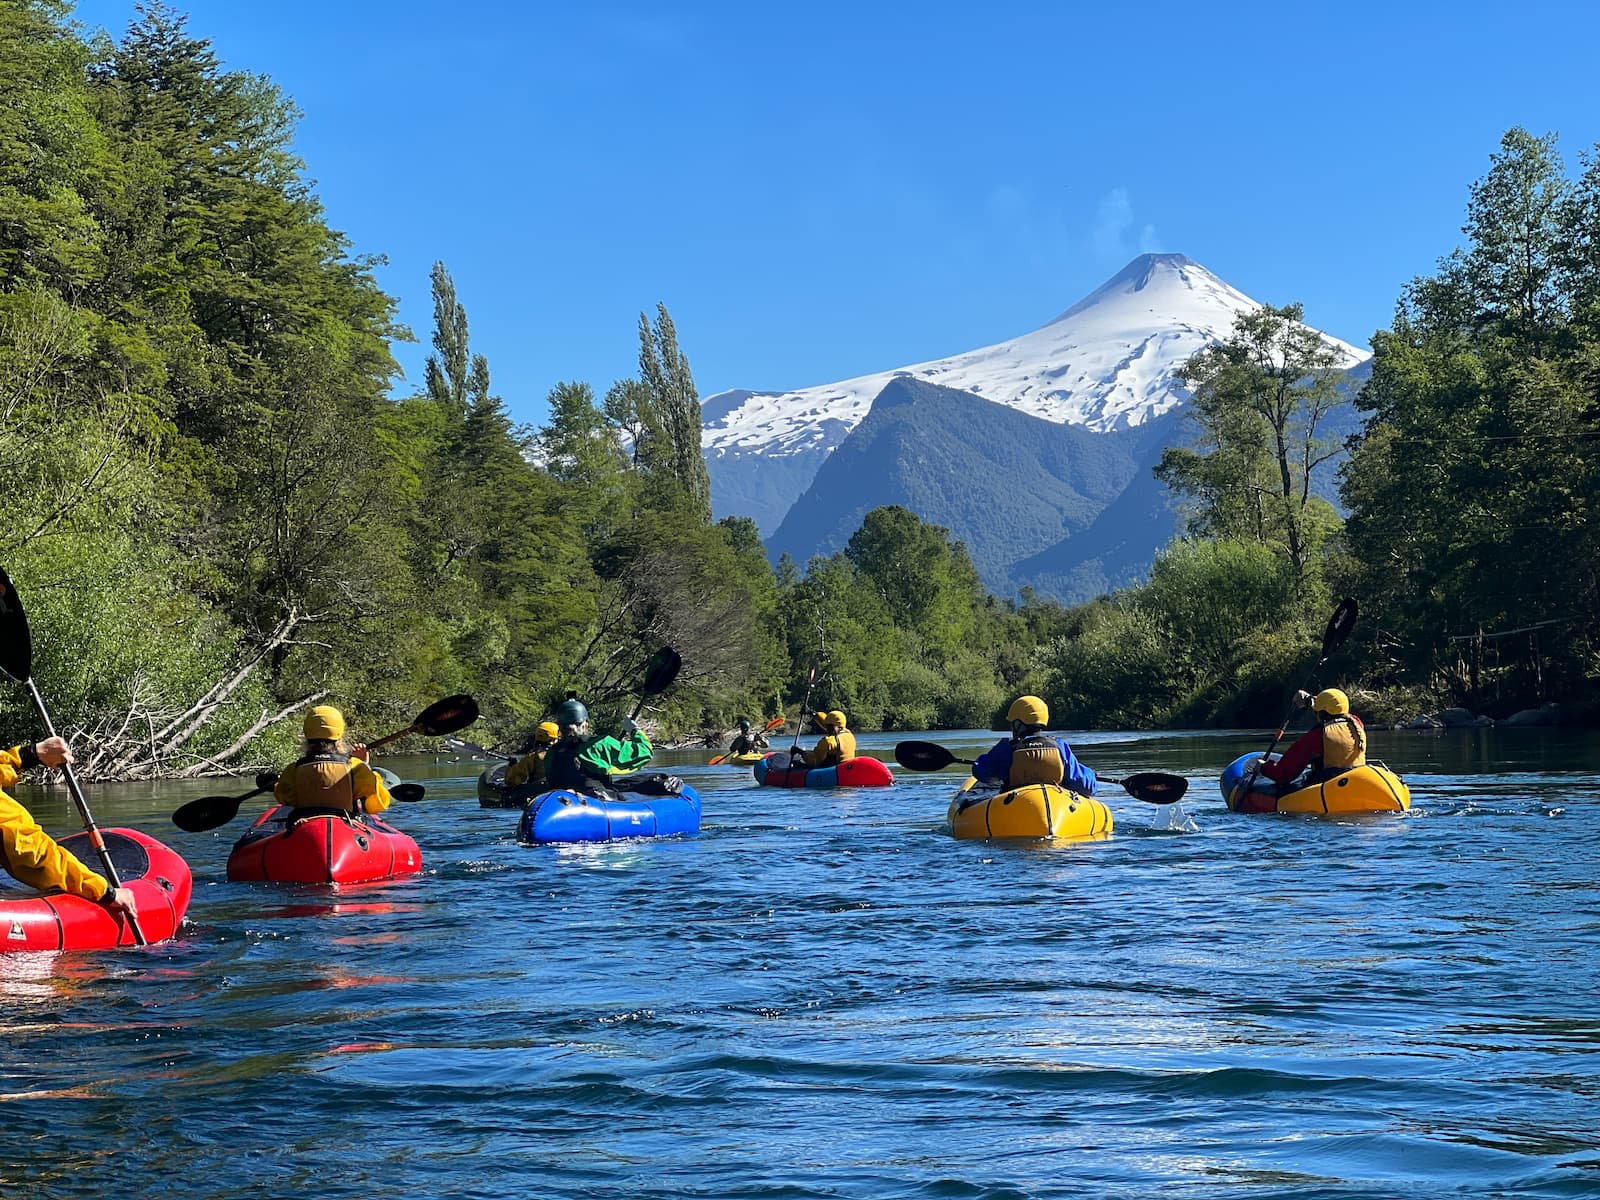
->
xmin=1 ymin=4 xmax=1595 ymax=777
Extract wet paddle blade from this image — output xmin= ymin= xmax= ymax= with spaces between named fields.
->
xmin=641 ymin=647 xmax=682 ymax=698
xmin=0 ymin=566 xmax=34 ymax=684
xmin=392 ymin=783 xmax=426 ymax=803
xmin=1320 ymin=598 xmax=1359 ymax=661
xmin=1117 ymin=772 xmax=1189 ymax=805
xmin=172 ymin=789 xmax=257 ymax=833
xmin=415 ymin=694 xmax=480 ymax=737
xmin=894 ymin=741 xmax=968 ymax=772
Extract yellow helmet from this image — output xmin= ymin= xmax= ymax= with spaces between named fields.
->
xmin=304 ymin=705 xmax=346 ymax=740
xmin=1007 ymin=695 xmax=1049 ymax=727
xmin=1312 ymin=688 xmax=1350 ymax=716
xmin=813 ymin=711 xmax=830 ymax=728
xmin=535 ymin=721 xmax=560 ymax=745
xmin=826 ymin=710 xmax=847 ymax=730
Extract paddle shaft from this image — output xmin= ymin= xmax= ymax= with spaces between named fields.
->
xmin=1261 ymin=659 xmax=1332 ymax=762
xmin=365 ymin=722 xmax=422 ymax=752
xmin=445 ymin=737 xmax=516 ymax=763
xmin=790 ymin=662 xmax=820 ymax=757
xmin=924 ymin=750 xmax=1140 ymax=789
xmin=1249 ymin=600 xmax=1359 ymax=790
xmin=23 ymin=678 xmax=147 ymax=945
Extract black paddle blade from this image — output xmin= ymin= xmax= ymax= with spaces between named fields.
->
xmin=415 ymin=694 xmax=480 ymax=737
xmin=392 ymin=783 xmax=426 ymax=803
xmin=1117 ymin=772 xmax=1189 ymax=805
xmin=0 ymin=565 xmax=34 ymax=684
xmin=641 ymin=647 xmax=682 ymax=697
xmin=172 ymin=788 xmax=259 ymax=833
xmin=1320 ymin=598 xmax=1359 ymax=660
xmin=894 ymin=740 xmax=967 ymax=772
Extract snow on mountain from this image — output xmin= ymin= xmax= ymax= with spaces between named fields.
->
xmin=703 ymin=253 xmax=1368 ymax=533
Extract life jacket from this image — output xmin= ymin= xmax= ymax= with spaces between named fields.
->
xmin=505 ymin=749 xmax=545 ymax=789
xmin=543 ymin=739 xmax=590 ymax=793
xmin=806 ymin=729 xmax=856 ymax=767
xmin=1008 ymin=733 xmax=1065 ymax=788
xmin=284 ymin=751 xmax=360 ymax=813
xmin=1316 ymin=716 xmax=1366 ymax=775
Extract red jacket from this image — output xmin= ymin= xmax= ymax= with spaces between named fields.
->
xmin=1260 ymin=715 xmax=1366 ymax=785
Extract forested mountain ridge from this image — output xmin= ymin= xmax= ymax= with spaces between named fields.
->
xmin=767 ymin=377 xmax=1148 ymax=598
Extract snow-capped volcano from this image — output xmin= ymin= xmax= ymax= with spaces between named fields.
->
xmin=703 ymin=253 xmax=1368 ymax=533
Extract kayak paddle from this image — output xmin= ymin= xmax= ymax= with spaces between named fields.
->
xmin=0 ymin=566 xmax=148 ymax=944
xmin=787 ymin=659 xmax=820 ymax=760
xmin=893 ymin=739 xmax=1189 ymax=805
xmin=172 ymin=771 xmax=426 ymax=831
xmin=631 ymin=647 xmax=682 ymax=719
xmin=443 ymin=736 xmax=517 ymax=763
xmin=171 ymin=772 xmax=280 ymax=833
xmin=364 ymin=693 xmax=480 ymax=750
xmin=1241 ymin=598 xmax=1360 ymax=796
xmin=170 ymin=693 xmax=479 ymax=832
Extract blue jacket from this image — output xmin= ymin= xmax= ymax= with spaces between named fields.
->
xmin=972 ymin=737 xmax=1097 ymax=795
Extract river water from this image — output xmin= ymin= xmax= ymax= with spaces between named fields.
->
xmin=2 ymin=727 xmax=1598 ymax=1199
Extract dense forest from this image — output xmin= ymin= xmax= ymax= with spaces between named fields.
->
xmin=1 ymin=3 xmax=1595 ymax=779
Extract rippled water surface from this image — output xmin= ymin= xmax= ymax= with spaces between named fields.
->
xmin=3 ymin=727 xmax=1599 ymax=1198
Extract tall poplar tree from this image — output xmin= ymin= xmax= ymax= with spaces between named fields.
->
xmin=425 ymin=260 xmax=471 ymax=423
xmin=637 ymin=303 xmax=712 ymax=522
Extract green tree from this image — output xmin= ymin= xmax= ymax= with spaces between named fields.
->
xmin=1342 ymin=128 xmax=1600 ymax=709
xmin=1156 ymin=303 xmax=1348 ymax=594
xmin=424 ymin=259 xmax=471 ymax=422
xmin=636 ymin=303 xmax=711 ymax=521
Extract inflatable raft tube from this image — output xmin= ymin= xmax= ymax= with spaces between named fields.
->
xmin=517 ymin=782 xmax=702 ymax=844
xmin=0 ymin=828 xmax=193 ymax=952
xmin=753 ymin=754 xmax=894 ymax=789
xmin=477 ymin=763 xmax=528 ymax=808
xmin=1221 ymin=751 xmax=1411 ymax=815
xmin=946 ymin=778 xmax=1113 ymax=841
xmin=226 ymin=806 xmax=423 ymax=884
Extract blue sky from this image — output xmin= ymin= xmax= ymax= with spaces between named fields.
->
xmin=70 ymin=0 xmax=1600 ymax=427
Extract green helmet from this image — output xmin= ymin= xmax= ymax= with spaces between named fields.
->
xmin=738 ymin=717 xmax=751 ymax=731
xmin=554 ymin=698 xmax=588 ymax=725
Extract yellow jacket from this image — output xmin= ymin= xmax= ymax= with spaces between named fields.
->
xmin=0 ymin=746 xmax=109 ymax=901
xmin=274 ymin=752 xmax=392 ymax=815
xmin=796 ymin=729 xmax=857 ymax=768
xmin=505 ymin=749 xmax=546 ymax=789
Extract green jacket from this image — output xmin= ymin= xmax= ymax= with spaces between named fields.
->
xmin=578 ymin=730 xmax=653 ymax=776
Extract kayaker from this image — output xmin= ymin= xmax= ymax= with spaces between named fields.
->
xmin=1257 ymin=688 xmax=1366 ymax=788
xmin=273 ymin=705 xmax=393 ymax=820
xmin=0 ymin=736 xmax=137 ymax=918
xmin=505 ymin=721 xmax=560 ymax=788
xmin=791 ymin=710 xmax=855 ymax=768
xmin=543 ymin=697 xmax=654 ymax=795
xmin=971 ymin=696 xmax=1097 ymax=795
xmin=727 ymin=718 xmax=768 ymax=757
